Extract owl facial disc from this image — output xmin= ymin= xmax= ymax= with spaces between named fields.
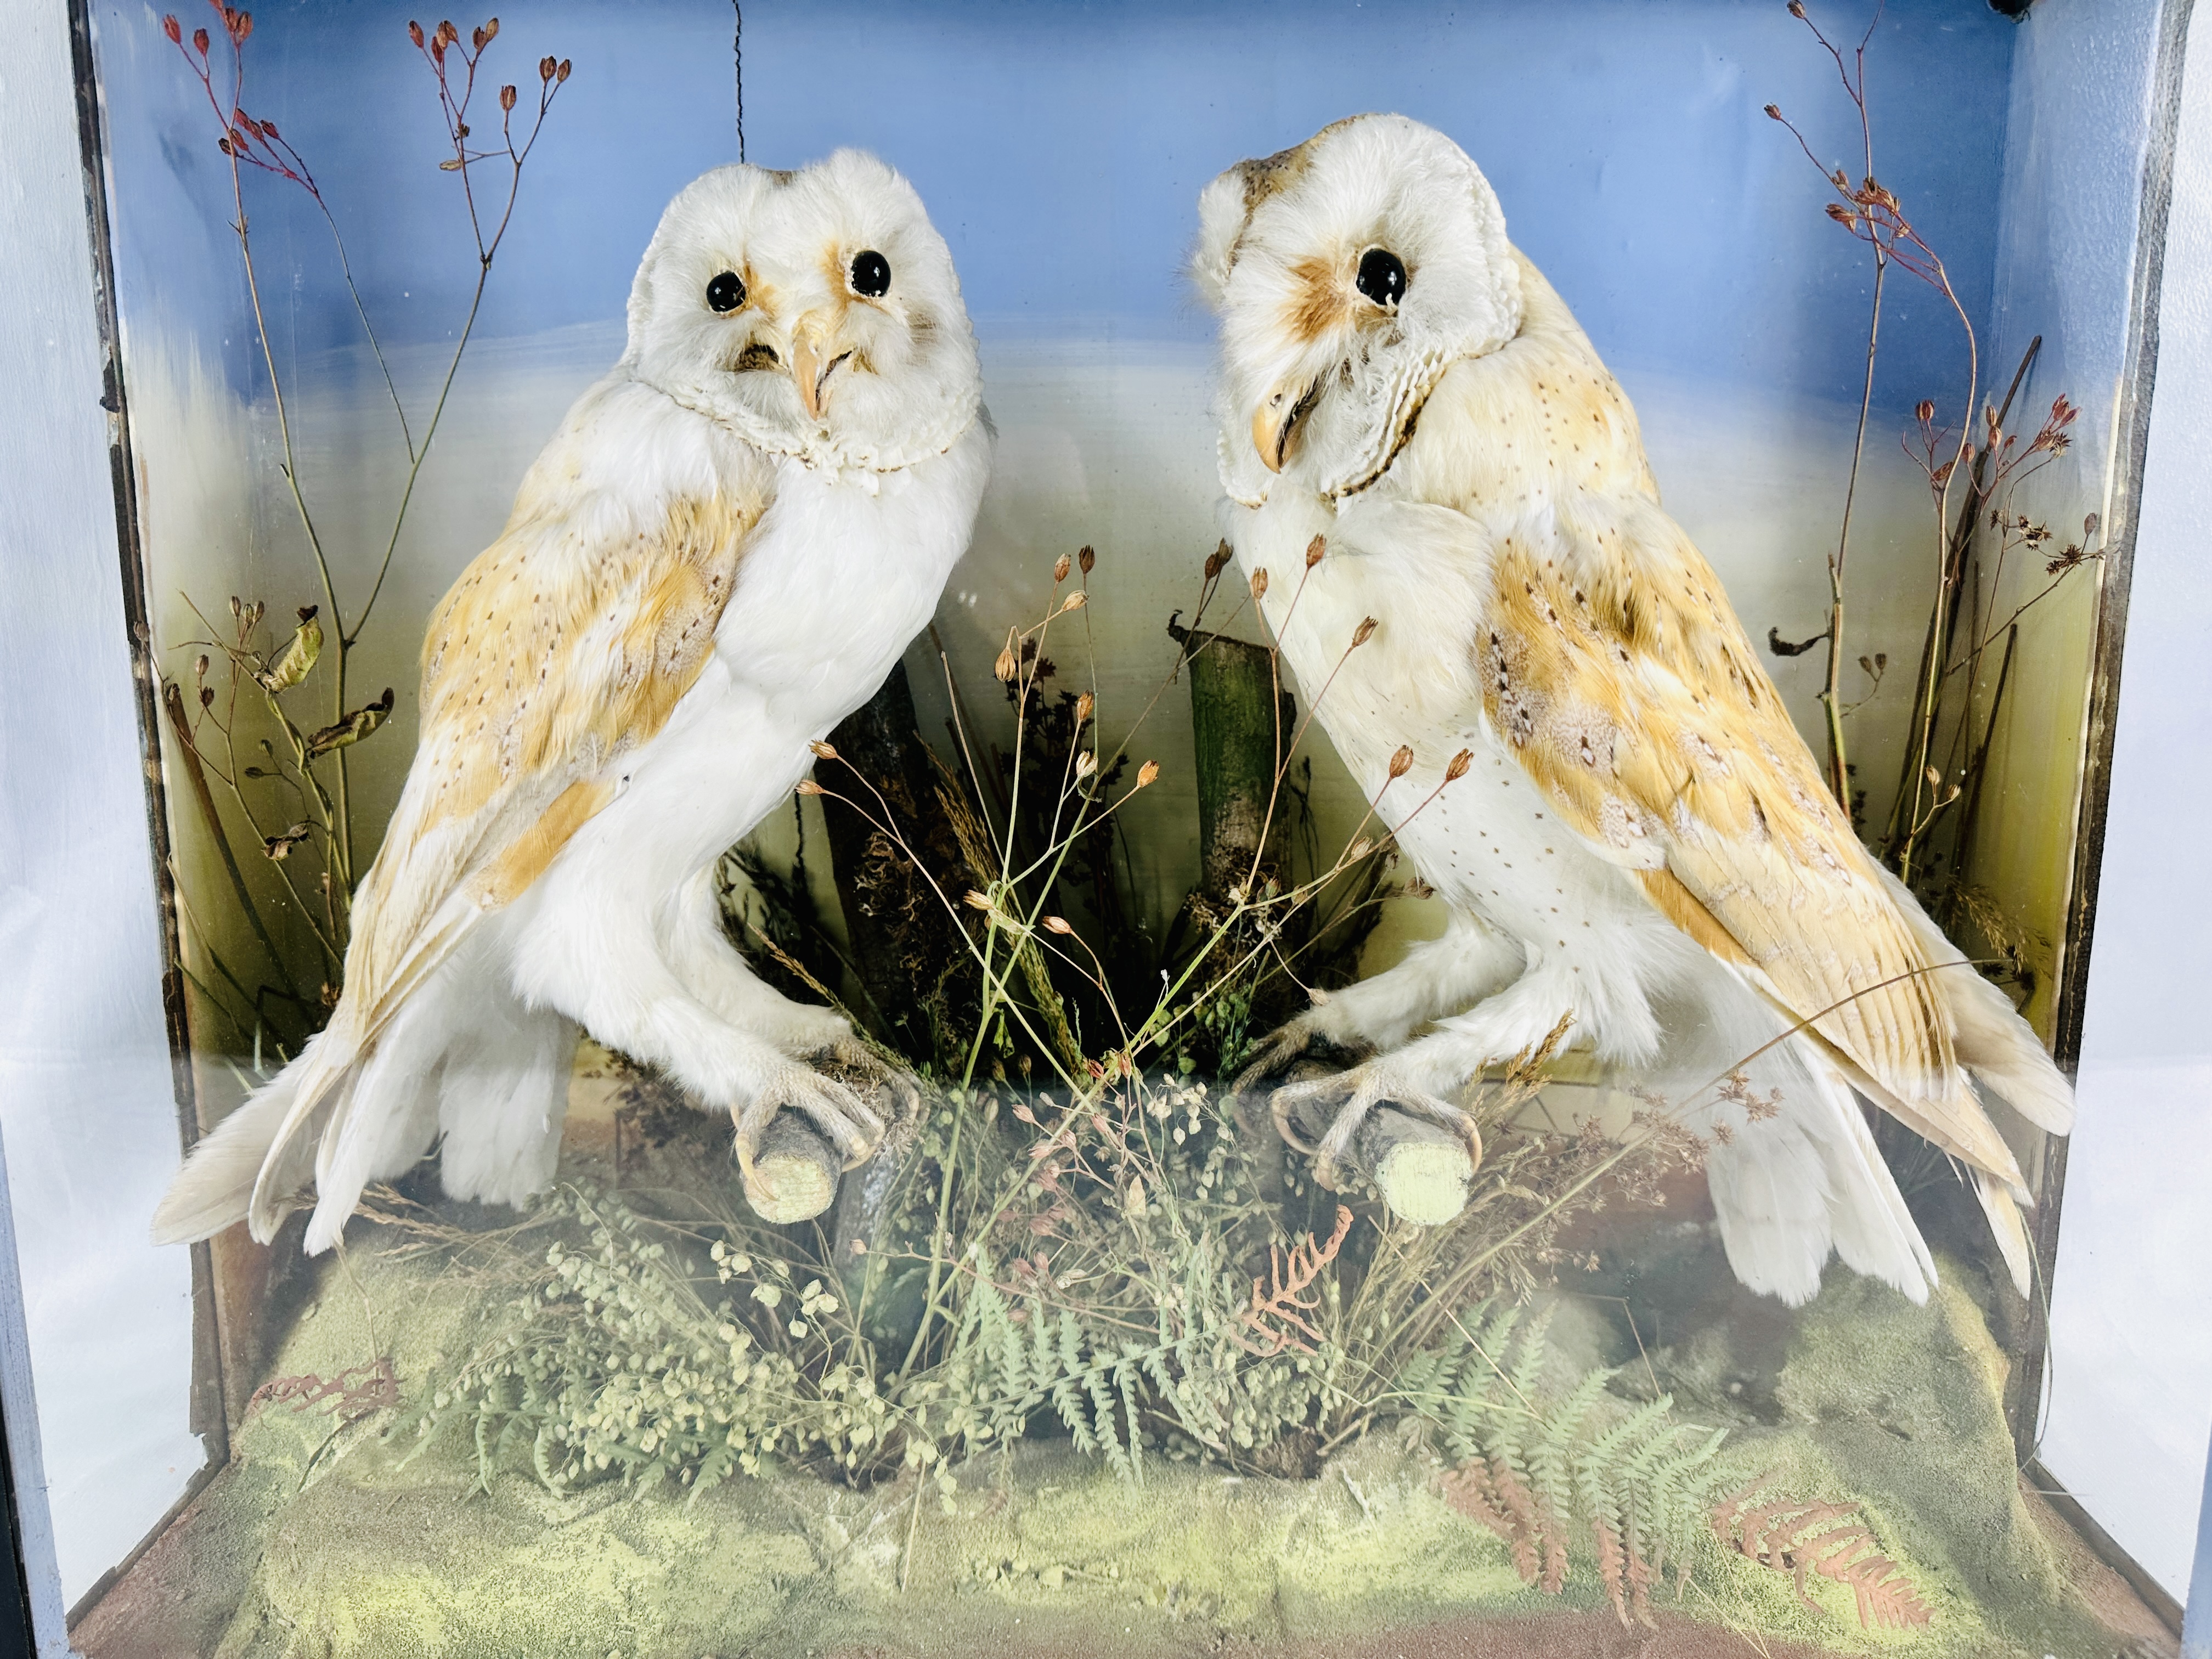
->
xmin=1194 ymin=114 xmax=1524 ymax=506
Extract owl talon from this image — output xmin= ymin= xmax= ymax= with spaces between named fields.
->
xmin=1267 ymin=1059 xmax=1483 ymax=1194
xmin=1233 ymin=1015 xmax=1375 ymax=1097
xmin=732 ymin=1063 xmax=887 ymax=1192
xmin=809 ymin=1034 xmax=921 ymax=1155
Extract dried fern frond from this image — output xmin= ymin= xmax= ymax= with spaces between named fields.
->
xmin=1712 ymin=1477 xmax=1933 ymax=1630
xmin=1420 ymin=1301 xmax=1728 ymax=1627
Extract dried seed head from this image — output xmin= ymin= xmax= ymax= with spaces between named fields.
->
xmin=1305 ymin=534 xmax=1327 ymax=568
xmin=1075 ymin=751 xmax=1097 ymax=778
xmin=556 ymin=58 xmax=571 ymax=82
xmin=199 ymin=686 xmax=215 ymax=709
xmin=1445 ymin=748 xmax=1473 ymax=782
xmin=1788 ymin=1 xmax=1806 ymax=16
xmin=163 ymin=14 xmax=182 ymax=43
xmin=1043 ymin=916 xmax=1074 ymax=935
xmin=1351 ymin=616 xmax=1378 ymax=648
xmin=1204 ymin=540 xmax=1230 ymax=580
xmin=794 ymin=779 xmax=824 ymax=796
xmin=1136 ymin=760 xmax=1160 ymax=788
xmin=499 ymin=83 xmax=517 ymax=111
xmin=1389 ymin=745 xmax=1414 ymax=780
xmin=2084 ymin=511 xmax=2100 ymax=538
xmin=1061 ymin=590 xmax=1087 ymax=612
xmin=1924 ymin=765 xmax=1942 ymax=788
xmin=194 ymin=26 xmax=210 ymax=53
xmin=228 ymin=595 xmax=243 ymax=619
xmin=1250 ymin=568 xmax=1269 ymax=600
xmin=963 ymin=889 xmax=993 ymax=911
xmin=808 ymin=740 xmax=837 ymax=760
xmin=1916 ymin=399 xmax=1936 ymax=424
xmin=538 ymin=53 xmax=555 ymax=80
xmin=194 ymin=653 xmax=210 ymax=679
xmin=1349 ymin=838 xmax=1373 ymax=860
xmin=410 ymin=20 xmax=426 ymax=47
xmin=1074 ymin=691 xmax=1094 ymax=724
xmin=1054 ymin=552 xmax=1071 ymax=583
xmin=1763 ymin=102 xmax=1782 ymax=120
xmin=1078 ymin=545 xmax=1095 ymax=574
xmin=994 ymin=644 xmax=1019 ymax=682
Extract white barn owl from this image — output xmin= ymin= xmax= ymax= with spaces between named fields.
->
xmin=1198 ymin=115 xmax=2071 ymax=1306
xmin=155 ymin=153 xmax=990 ymax=1255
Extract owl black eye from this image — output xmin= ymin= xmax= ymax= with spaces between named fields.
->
xmin=706 ymin=270 xmax=746 ymax=313
xmin=850 ymin=250 xmax=891 ymax=298
xmin=1356 ymin=247 xmax=1407 ymax=308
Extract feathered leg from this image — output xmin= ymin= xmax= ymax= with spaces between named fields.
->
xmin=1237 ymin=909 xmax=1525 ymax=1090
xmin=506 ymin=856 xmax=883 ymax=1190
xmin=663 ymin=865 xmax=918 ymax=1124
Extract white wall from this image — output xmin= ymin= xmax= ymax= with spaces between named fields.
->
xmin=2040 ymin=0 xmax=2212 ymax=1605
xmin=0 ymin=0 xmax=202 ymax=1624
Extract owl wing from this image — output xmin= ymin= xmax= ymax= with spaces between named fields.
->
xmin=244 ymin=480 xmax=766 ymax=1235
xmin=1477 ymin=489 xmax=2027 ymax=1194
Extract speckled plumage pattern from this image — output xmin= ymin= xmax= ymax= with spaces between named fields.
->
xmin=1201 ymin=116 xmax=2070 ymax=1306
xmin=156 ymin=154 xmax=990 ymax=1255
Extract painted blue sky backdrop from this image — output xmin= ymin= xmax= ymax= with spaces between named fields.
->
xmin=101 ymin=0 xmax=2014 ymax=419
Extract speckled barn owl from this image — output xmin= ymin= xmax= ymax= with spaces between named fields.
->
xmin=1199 ymin=115 xmax=2070 ymax=1306
xmin=156 ymin=153 xmax=990 ymax=1255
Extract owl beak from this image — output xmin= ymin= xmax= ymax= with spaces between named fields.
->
xmin=1252 ymin=377 xmax=1316 ymax=473
xmin=790 ymin=315 xmax=851 ymax=422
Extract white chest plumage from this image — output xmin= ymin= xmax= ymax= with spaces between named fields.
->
xmin=713 ymin=423 xmax=992 ymax=740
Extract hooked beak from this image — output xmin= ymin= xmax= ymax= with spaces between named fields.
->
xmin=790 ymin=314 xmax=852 ymax=422
xmin=1252 ymin=376 xmax=1316 ymax=473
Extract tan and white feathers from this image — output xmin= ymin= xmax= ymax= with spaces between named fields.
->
xmin=1202 ymin=115 xmax=2069 ymax=1305
xmin=157 ymin=154 xmax=990 ymax=1254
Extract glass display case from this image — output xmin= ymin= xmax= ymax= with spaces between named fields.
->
xmin=3 ymin=0 xmax=2207 ymax=1653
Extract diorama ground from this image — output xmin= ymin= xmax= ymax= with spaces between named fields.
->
xmin=72 ymin=1065 xmax=2180 ymax=1659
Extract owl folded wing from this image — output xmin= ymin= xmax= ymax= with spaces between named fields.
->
xmin=1476 ymin=490 xmax=2028 ymax=1198
xmin=245 ymin=484 xmax=766 ymax=1237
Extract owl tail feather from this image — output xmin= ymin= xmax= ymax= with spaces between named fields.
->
xmin=1703 ymin=1045 xmax=1938 ymax=1308
xmin=149 ymin=1052 xmax=317 ymax=1246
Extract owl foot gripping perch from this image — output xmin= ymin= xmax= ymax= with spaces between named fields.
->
xmin=155 ymin=153 xmax=989 ymax=1253
xmin=1200 ymin=115 xmax=2071 ymax=1307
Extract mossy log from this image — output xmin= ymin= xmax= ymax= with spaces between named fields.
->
xmin=1175 ymin=624 xmax=1293 ymax=894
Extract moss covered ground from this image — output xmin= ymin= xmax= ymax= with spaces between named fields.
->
xmin=71 ymin=1085 xmax=2177 ymax=1659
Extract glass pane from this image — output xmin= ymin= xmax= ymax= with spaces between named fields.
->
xmin=48 ymin=1 xmax=2188 ymax=1653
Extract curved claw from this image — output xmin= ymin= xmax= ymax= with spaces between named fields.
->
xmin=810 ymin=1036 xmax=918 ymax=1167
xmin=1233 ymin=1015 xmax=1374 ymax=1099
xmin=1268 ymin=1061 xmax=1485 ymax=1195
xmin=733 ymin=1064 xmax=887 ymax=1198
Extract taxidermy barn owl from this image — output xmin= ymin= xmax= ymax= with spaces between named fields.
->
xmin=155 ymin=153 xmax=989 ymax=1255
xmin=1199 ymin=115 xmax=2071 ymax=1306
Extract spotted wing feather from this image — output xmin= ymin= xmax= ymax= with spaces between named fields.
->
xmin=242 ymin=484 xmax=765 ymax=1239
xmin=1476 ymin=490 xmax=2026 ymax=1194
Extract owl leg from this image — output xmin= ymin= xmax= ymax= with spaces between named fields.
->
xmin=1235 ymin=910 xmax=1523 ymax=1092
xmin=1267 ymin=1058 xmax=1484 ymax=1194
xmin=1266 ymin=959 xmax=1604 ymax=1190
xmin=665 ymin=865 xmax=850 ymax=1052
xmin=508 ymin=884 xmax=887 ymax=1195
xmin=665 ymin=865 xmax=922 ymax=1124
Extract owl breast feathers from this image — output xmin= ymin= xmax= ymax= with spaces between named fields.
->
xmin=1204 ymin=114 xmax=2070 ymax=1307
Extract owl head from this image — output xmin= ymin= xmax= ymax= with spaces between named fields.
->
xmin=624 ymin=151 xmax=981 ymax=473
xmin=1194 ymin=115 xmax=1522 ymax=505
